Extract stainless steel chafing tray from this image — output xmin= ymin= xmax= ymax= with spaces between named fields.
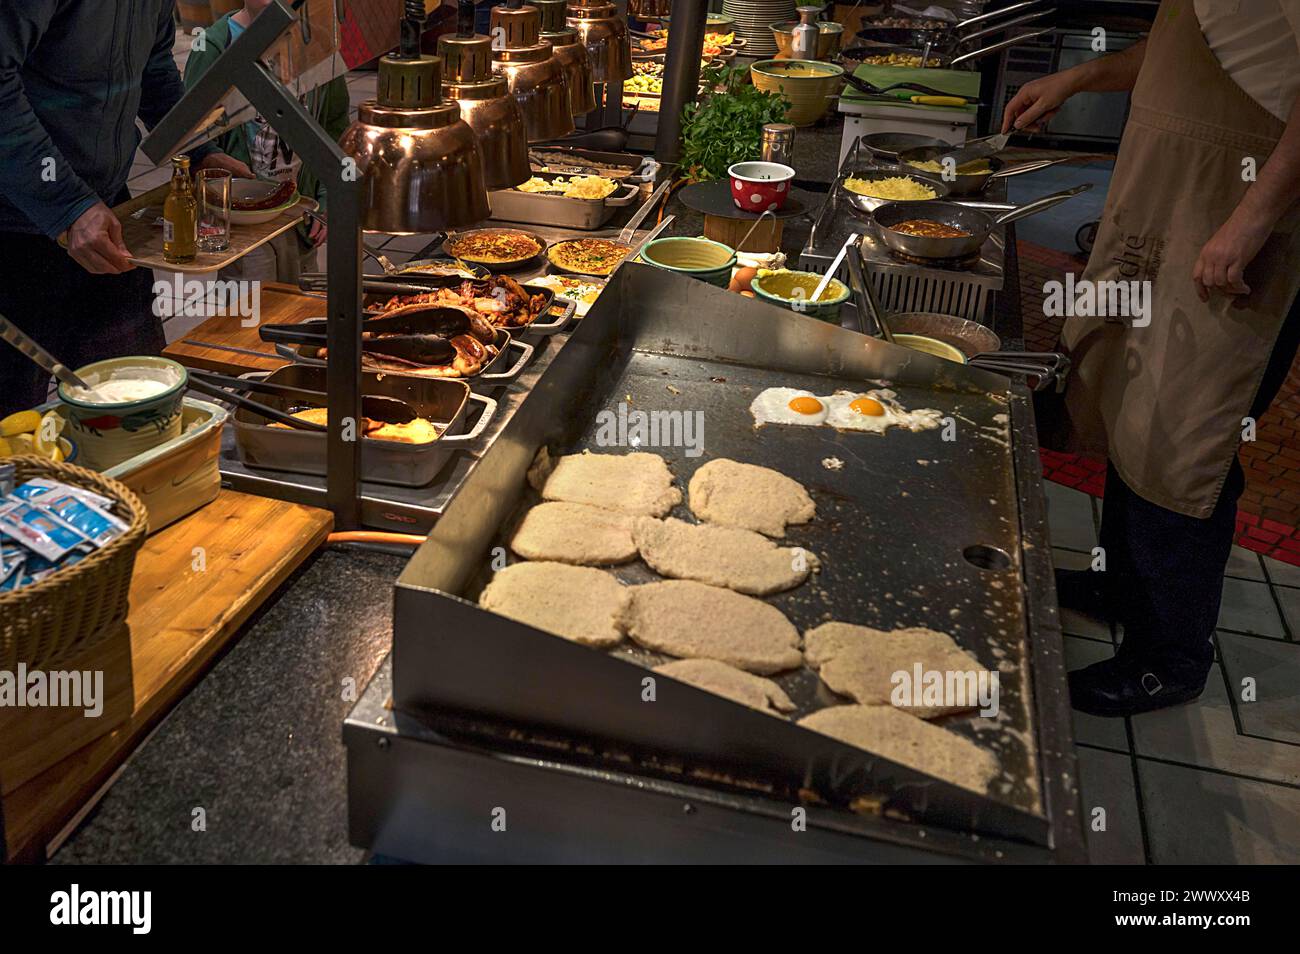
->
xmin=489 ymin=172 xmax=640 ymax=231
xmin=232 ymin=365 xmax=496 ymax=488
xmin=273 ymin=327 xmax=536 ymax=394
xmin=376 ymin=265 xmax=1083 ymax=856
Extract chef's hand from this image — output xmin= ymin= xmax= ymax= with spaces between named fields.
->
xmin=1001 ymin=72 xmax=1077 ymax=133
xmin=194 ymin=152 xmax=254 ymax=179
xmin=65 ymin=201 xmax=134 ymax=274
xmin=1193 ymin=210 xmax=1271 ymax=303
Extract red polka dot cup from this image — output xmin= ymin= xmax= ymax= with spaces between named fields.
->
xmin=727 ymin=161 xmax=795 ymax=213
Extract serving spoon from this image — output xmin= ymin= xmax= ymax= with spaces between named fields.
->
xmin=0 ymin=312 xmax=100 ymax=398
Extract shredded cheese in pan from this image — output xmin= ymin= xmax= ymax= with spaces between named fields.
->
xmin=844 ymin=176 xmax=937 ymax=201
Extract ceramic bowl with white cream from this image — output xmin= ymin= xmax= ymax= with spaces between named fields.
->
xmin=58 ymin=356 xmax=188 ymax=470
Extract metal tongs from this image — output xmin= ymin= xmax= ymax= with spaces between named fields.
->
xmin=186 ymin=369 xmax=418 ymax=430
xmin=258 ymin=307 xmax=474 ymax=366
xmin=969 ymin=351 xmax=1071 ymax=391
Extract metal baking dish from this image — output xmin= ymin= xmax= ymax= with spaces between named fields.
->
xmin=274 ymin=327 xmax=535 ymax=393
xmin=231 ymin=365 xmax=496 ymax=488
xmin=488 ymin=173 xmax=639 ymax=231
xmin=527 ymin=146 xmax=658 ymax=183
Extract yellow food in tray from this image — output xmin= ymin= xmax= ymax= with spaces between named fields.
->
xmin=269 ymin=407 xmax=441 ymax=444
xmin=515 ymin=175 xmax=618 ymax=199
xmin=624 ymin=73 xmax=663 ymax=95
xmin=844 ymin=176 xmax=937 ymax=200
xmin=907 ymin=157 xmax=993 ymax=175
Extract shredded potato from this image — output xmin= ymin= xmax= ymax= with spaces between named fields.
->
xmin=515 ymin=175 xmax=618 ymax=199
xmin=844 ymin=176 xmax=937 ymax=201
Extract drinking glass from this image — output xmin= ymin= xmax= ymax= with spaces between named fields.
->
xmin=197 ymin=168 xmax=232 ymax=252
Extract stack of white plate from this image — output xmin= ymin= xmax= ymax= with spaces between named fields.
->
xmin=721 ymin=0 xmax=797 ymax=57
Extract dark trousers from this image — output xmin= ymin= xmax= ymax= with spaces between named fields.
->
xmin=0 ymin=195 xmax=162 ymax=417
xmin=1101 ymin=289 xmax=1300 ymax=675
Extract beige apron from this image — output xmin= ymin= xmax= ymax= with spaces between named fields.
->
xmin=1057 ymin=0 xmax=1300 ymax=518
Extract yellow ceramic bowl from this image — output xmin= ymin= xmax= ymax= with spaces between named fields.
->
xmin=750 ymin=59 xmax=845 ymax=127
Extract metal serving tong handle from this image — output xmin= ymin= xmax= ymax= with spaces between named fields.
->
xmin=186 ymin=375 xmax=326 ymax=431
xmin=969 ymin=351 xmax=1071 ymax=391
xmin=993 ymin=183 xmax=1092 ymax=227
xmin=842 ymin=238 xmax=894 ymax=342
xmin=0 ymin=312 xmax=91 ymax=391
xmin=620 ymin=178 xmax=675 ymax=244
xmin=187 ymin=369 xmax=416 ymax=426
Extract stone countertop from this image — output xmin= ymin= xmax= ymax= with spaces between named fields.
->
xmin=50 ymin=546 xmax=404 ymax=864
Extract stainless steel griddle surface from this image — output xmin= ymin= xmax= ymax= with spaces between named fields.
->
xmin=467 ymin=345 xmax=1041 ymax=816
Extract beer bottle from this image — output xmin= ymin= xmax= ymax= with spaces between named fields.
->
xmin=163 ymin=155 xmax=198 ymax=264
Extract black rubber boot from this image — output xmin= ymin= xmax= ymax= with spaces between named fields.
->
xmin=1068 ymin=653 xmax=1209 ymax=717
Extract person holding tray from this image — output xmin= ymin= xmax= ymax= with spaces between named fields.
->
xmin=0 ymin=0 xmax=252 ymax=416
xmin=184 ymin=0 xmax=350 ymax=283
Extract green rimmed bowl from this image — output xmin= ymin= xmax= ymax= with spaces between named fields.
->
xmin=58 ymin=356 xmax=188 ymax=470
xmin=750 ymin=268 xmax=851 ymax=322
xmin=639 ymin=236 xmax=737 ymax=287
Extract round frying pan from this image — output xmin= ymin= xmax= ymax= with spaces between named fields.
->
xmin=841 ymin=167 xmax=950 ymax=217
xmin=858 ymin=132 xmax=950 ymax=162
xmin=897 ymin=155 xmax=1078 ymax=196
xmin=871 ymin=184 xmax=1091 ymax=260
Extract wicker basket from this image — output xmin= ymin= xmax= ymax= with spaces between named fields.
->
xmin=0 ymin=456 xmax=148 ymax=671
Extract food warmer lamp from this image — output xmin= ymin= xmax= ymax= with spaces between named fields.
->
xmin=490 ymin=0 xmax=576 ymax=142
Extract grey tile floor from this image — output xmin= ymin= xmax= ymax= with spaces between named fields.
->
xmin=1047 ymin=480 xmax=1300 ymax=864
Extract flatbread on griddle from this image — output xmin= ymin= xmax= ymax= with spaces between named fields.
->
xmin=632 ymin=516 xmax=818 ymax=595
xmin=798 ymin=705 xmax=1000 ymax=794
xmin=510 ymin=502 xmax=637 ymax=565
xmin=804 ymin=621 xmax=986 ymax=718
xmin=688 ymin=458 xmax=814 ymax=537
xmin=479 ymin=562 xmax=629 ymax=649
xmin=654 ymin=658 xmax=795 ymax=716
xmin=620 ymin=580 xmax=803 ymax=675
xmin=540 ymin=451 xmax=682 ymax=517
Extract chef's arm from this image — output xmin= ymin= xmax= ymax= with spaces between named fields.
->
xmin=0 ymin=1 xmax=103 ymax=238
xmin=1194 ymin=96 xmax=1300 ymax=300
xmin=1001 ymin=39 xmax=1147 ymax=132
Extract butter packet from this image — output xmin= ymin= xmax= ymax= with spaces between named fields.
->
xmin=29 ymin=490 xmax=128 ymax=549
xmin=10 ymin=477 xmax=118 ymax=513
xmin=0 ymin=540 xmax=25 ymax=590
xmin=0 ymin=498 xmax=88 ymax=561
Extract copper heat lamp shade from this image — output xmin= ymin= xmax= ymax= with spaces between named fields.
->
xmin=339 ymin=50 xmax=489 ymax=232
xmin=491 ymin=2 xmax=575 ymax=142
xmin=535 ymin=0 xmax=595 ymax=115
xmin=441 ymin=29 xmax=531 ymax=189
xmin=566 ymin=0 xmax=632 ymax=84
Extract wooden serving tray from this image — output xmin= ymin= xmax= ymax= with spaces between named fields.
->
xmin=60 ymin=183 xmax=318 ymax=274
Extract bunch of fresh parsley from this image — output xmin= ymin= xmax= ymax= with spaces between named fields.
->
xmin=680 ymin=66 xmax=790 ymax=182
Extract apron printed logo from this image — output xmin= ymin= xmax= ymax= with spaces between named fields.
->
xmin=152 ymin=275 xmax=261 ymax=327
xmin=594 ymin=403 xmax=705 ymax=458
xmin=890 ymin=664 xmax=1000 ymax=717
xmin=1041 ymin=272 xmax=1153 ymax=327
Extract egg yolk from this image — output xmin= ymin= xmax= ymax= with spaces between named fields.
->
xmin=850 ymin=397 xmax=886 ymax=416
xmin=787 ymin=396 xmax=825 ymax=415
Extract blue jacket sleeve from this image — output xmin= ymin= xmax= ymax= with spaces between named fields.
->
xmin=0 ymin=1 xmax=101 ymax=237
xmin=140 ymin=1 xmax=218 ymax=162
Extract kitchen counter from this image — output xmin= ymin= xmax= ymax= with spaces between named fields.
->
xmin=50 ymin=547 xmax=402 ymax=864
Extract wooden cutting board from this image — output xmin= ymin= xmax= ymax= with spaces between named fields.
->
xmin=0 ymin=490 xmax=332 ymax=863
xmin=162 ymin=281 xmax=322 ymax=376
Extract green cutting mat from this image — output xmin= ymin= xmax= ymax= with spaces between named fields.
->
xmin=844 ymin=63 xmax=979 ymax=112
